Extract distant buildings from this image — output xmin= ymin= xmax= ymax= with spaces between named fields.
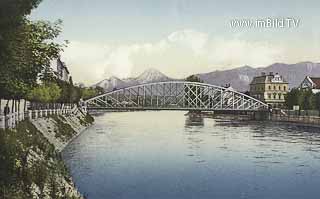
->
xmin=56 ymin=57 xmax=70 ymax=82
xmin=250 ymin=72 xmax=288 ymax=108
xmin=299 ymin=76 xmax=320 ymax=94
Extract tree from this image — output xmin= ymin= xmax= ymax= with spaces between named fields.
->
xmin=303 ymin=89 xmax=315 ymax=110
xmin=0 ymin=0 xmax=42 ymax=50
xmin=315 ymin=93 xmax=320 ymax=111
xmin=80 ymin=87 xmax=102 ymax=100
xmin=185 ymin=75 xmax=203 ymax=83
xmin=285 ymin=88 xmax=300 ymax=109
xmin=95 ymin=86 xmax=105 ymax=94
xmin=0 ymin=0 xmax=65 ymax=100
xmin=48 ymin=83 xmax=62 ymax=103
xmin=185 ymin=75 xmax=204 ymax=107
xmin=285 ymin=88 xmax=318 ymax=110
xmin=27 ymin=83 xmax=61 ymax=103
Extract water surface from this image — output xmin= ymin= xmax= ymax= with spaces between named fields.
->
xmin=63 ymin=111 xmax=320 ymax=199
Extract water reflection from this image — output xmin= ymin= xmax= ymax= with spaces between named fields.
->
xmin=63 ymin=111 xmax=320 ymax=199
xmin=185 ymin=113 xmax=204 ymax=127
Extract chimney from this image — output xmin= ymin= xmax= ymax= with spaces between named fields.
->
xmin=269 ymin=72 xmax=274 ymax=76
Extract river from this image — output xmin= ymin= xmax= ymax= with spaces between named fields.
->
xmin=63 ymin=111 xmax=320 ymax=199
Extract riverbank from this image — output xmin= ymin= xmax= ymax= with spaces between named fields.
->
xmin=196 ymin=110 xmax=320 ymax=128
xmin=269 ymin=113 xmax=320 ymax=128
xmin=0 ymin=108 xmax=93 ymax=199
xmin=214 ymin=110 xmax=320 ymax=128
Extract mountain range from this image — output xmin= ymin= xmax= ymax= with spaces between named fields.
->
xmin=93 ymin=62 xmax=320 ymax=92
xmin=93 ymin=68 xmax=171 ymax=91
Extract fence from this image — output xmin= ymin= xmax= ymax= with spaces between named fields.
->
xmin=0 ymin=105 xmax=81 ymax=129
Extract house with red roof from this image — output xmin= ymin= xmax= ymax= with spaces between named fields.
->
xmin=300 ymin=76 xmax=320 ymax=93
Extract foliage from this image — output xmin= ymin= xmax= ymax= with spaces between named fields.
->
xmin=0 ymin=121 xmax=54 ymax=198
xmin=0 ymin=0 xmax=65 ymax=100
xmin=185 ymin=75 xmax=204 ymax=107
xmin=51 ymin=115 xmax=77 ymax=142
xmin=78 ymin=114 xmax=94 ymax=126
xmin=0 ymin=119 xmax=83 ymax=198
xmin=56 ymin=79 xmax=81 ymax=103
xmin=27 ymin=82 xmax=61 ymax=103
xmin=0 ymin=0 xmax=42 ymax=29
xmin=185 ymin=75 xmax=203 ymax=83
xmin=315 ymin=93 xmax=320 ymax=110
xmin=285 ymin=88 xmax=318 ymax=110
xmin=80 ymin=87 xmax=104 ymax=100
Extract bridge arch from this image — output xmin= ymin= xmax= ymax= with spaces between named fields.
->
xmin=85 ymin=81 xmax=268 ymax=111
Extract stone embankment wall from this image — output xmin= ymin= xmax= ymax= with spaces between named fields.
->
xmin=31 ymin=108 xmax=92 ymax=152
xmin=0 ymin=108 xmax=93 ymax=199
xmin=270 ymin=114 xmax=320 ymax=126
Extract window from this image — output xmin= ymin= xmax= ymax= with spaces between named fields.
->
xmin=274 ymin=86 xmax=276 ymax=90
xmin=278 ymin=93 xmax=281 ymax=99
xmin=283 ymin=86 xmax=286 ymax=91
xmin=273 ymin=93 xmax=277 ymax=99
xmin=279 ymin=86 xmax=281 ymax=90
xmin=268 ymin=94 xmax=271 ymax=99
xmin=268 ymin=85 xmax=271 ymax=90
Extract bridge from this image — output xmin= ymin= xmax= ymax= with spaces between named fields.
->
xmin=85 ymin=81 xmax=268 ymax=112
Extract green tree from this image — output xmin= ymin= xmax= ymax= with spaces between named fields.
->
xmin=27 ymin=83 xmax=61 ymax=103
xmin=95 ymin=86 xmax=105 ymax=94
xmin=285 ymin=88 xmax=317 ymax=110
xmin=80 ymin=87 xmax=102 ymax=100
xmin=0 ymin=0 xmax=65 ymax=100
xmin=305 ymin=90 xmax=315 ymax=110
xmin=185 ymin=75 xmax=204 ymax=107
xmin=315 ymin=92 xmax=320 ymax=110
xmin=185 ymin=75 xmax=203 ymax=83
xmin=285 ymin=88 xmax=300 ymax=109
xmin=48 ymin=83 xmax=62 ymax=102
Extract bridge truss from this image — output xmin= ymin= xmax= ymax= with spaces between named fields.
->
xmin=85 ymin=81 xmax=268 ymax=111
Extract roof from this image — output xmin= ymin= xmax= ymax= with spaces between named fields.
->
xmin=250 ymin=73 xmax=287 ymax=85
xmin=310 ymin=77 xmax=320 ymax=89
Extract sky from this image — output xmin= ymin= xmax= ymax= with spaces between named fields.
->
xmin=30 ymin=0 xmax=320 ymax=85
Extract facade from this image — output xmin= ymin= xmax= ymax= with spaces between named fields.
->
xmin=56 ymin=57 xmax=70 ymax=82
xmin=299 ymin=76 xmax=320 ymax=94
xmin=250 ymin=72 xmax=288 ymax=108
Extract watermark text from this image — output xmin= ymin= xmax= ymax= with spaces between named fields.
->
xmin=230 ymin=17 xmax=300 ymax=29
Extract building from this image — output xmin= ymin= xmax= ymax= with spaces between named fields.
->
xmin=56 ymin=57 xmax=70 ymax=82
xmin=250 ymin=72 xmax=288 ymax=108
xmin=299 ymin=76 xmax=320 ymax=93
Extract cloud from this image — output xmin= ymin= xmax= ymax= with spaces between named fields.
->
xmin=62 ymin=30 xmax=288 ymax=85
xmin=61 ymin=41 xmax=108 ymax=84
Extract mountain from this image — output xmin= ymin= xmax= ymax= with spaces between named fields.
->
xmin=93 ymin=62 xmax=320 ymax=92
xmin=93 ymin=68 xmax=173 ymax=91
xmin=94 ymin=76 xmax=129 ymax=91
xmin=197 ymin=62 xmax=320 ymax=91
xmin=136 ymin=68 xmax=171 ymax=84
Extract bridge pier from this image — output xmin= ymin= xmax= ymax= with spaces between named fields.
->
xmin=252 ymin=111 xmax=271 ymax=120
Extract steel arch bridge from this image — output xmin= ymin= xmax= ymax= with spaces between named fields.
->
xmin=85 ymin=81 xmax=268 ymax=111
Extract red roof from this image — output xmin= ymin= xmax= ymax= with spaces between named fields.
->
xmin=310 ymin=77 xmax=320 ymax=89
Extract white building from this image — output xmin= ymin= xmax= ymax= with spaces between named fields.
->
xmin=56 ymin=57 xmax=70 ymax=82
